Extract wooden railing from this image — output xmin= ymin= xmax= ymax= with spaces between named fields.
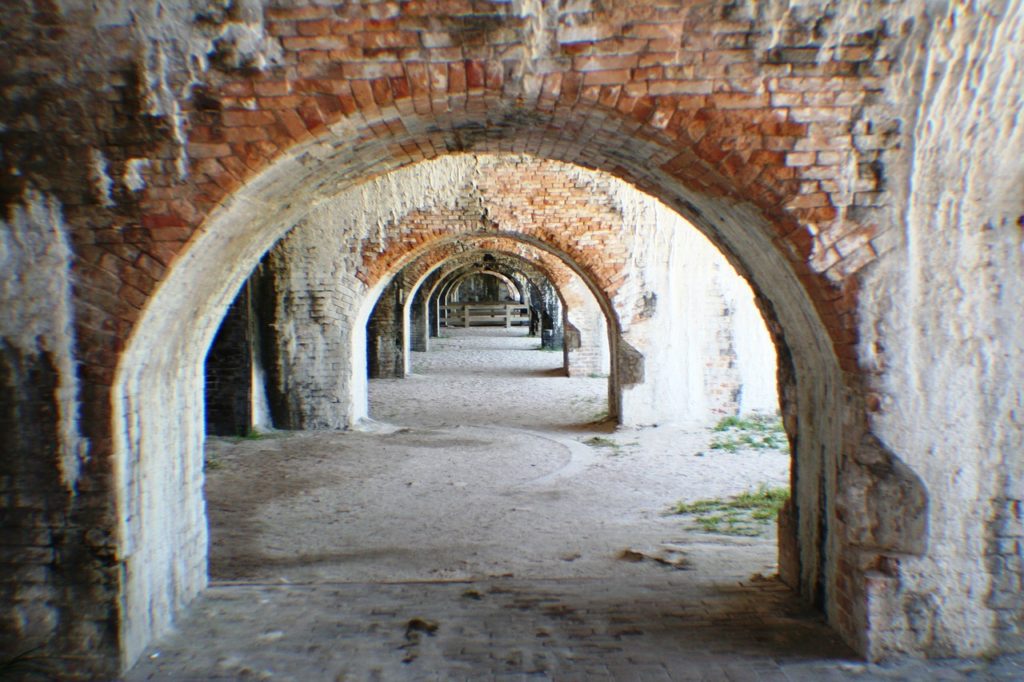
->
xmin=442 ymin=303 xmax=530 ymax=328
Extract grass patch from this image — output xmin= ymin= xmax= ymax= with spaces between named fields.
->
xmin=207 ymin=429 xmax=270 ymax=470
xmin=583 ymin=435 xmax=622 ymax=455
xmin=224 ymin=428 xmax=268 ymax=444
xmin=709 ymin=413 xmax=788 ymax=453
xmin=669 ymin=485 xmax=789 ymax=536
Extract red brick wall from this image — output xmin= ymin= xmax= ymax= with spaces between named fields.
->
xmin=0 ymin=1 xmax=909 ymax=674
xmin=136 ymin=1 xmax=892 ymax=369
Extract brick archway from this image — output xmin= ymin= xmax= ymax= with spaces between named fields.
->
xmin=52 ymin=4 xmax=884 ymax=659
xmin=248 ymin=153 xmax=772 ymax=437
xmin=5 ymin=2 xmax=1021 ymax=676
xmin=345 ymin=218 xmax=624 ymax=421
xmin=403 ymin=242 xmax=606 ymax=377
xmin=378 ymin=234 xmax=617 ymax=401
xmin=113 ymin=110 xmax=854 ymax=672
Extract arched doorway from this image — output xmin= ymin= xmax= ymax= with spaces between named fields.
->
xmin=8 ymin=2 xmax=1022 ymax=676
xmin=115 ymin=132 xmax=848 ymax=672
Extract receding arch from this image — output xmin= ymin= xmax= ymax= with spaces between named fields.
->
xmin=444 ymin=269 xmax=522 ymax=304
xmin=113 ymin=104 xmax=847 ymax=668
xmin=359 ymin=234 xmax=617 ymax=420
xmin=346 ymin=215 xmax=636 ymax=427
xmin=365 ymin=231 xmax=626 ymax=398
xmin=375 ymin=240 xmax=613 ymax=388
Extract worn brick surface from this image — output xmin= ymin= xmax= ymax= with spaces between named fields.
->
xmin=2 ymin=0 xmax=1021 ymax=676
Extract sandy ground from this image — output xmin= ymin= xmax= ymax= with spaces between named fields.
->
xmin=125 ymin=328 xmax=1024 ymax=679
xmin=205 ymin=327 xmax=790 ymax=585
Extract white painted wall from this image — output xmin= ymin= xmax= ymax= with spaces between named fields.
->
xmin=565 ymin=165 xmax=777 ymax=426
xmin=852 ymin=1 xmax=1024 ymax=657
xmin=719 ymin=267 xmax=779 ymax=414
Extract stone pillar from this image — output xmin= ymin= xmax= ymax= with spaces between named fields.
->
xmin=366 ymin=278 xmax=405 ymax=379
xmin=540 ymin=283 xmax=563 ymax=350
xmin=409 ymin=289 xmax=428 ymax=352
xmin=258 ymin=235 xmax=356 ymax=430
xmin=204 ymin=282 xmax=253 ymax=436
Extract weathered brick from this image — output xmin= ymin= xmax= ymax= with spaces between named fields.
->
xmin=254 ymin=80 xmax=293 ymax=97
xmin=786 ymin=152 xmax=816 ymax=167
xmin=221 ymin=110 xmax=277 ymax=127
xmin=187 ymin=142 xmax=231 ymax=159
xmin=12 ymin=4 xmax=1019 ymax=679
xmin=582 ymin=69 xmax=629 ymax=86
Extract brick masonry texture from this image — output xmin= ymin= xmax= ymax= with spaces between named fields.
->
xmin=0 ymin=0 xmax=1021 ymax=677
xmin=248 ymin=155 xmax=776 ymax=430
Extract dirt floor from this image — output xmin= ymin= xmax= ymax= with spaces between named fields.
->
xmin=125 ymin=328 xmax=1024 ymax=680
xmin=205 ymin=327 xmax=790 ymax=585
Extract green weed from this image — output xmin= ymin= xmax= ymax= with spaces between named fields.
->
xmin=226 ymin=429 xmax=264 ymax=443
xmin=583 ymin=435 xmax=622 ymax=455
xmin=669 ymin=485 xmax=789 ymax=537
xmin=709 ymin=413 xmax=788 ymax=453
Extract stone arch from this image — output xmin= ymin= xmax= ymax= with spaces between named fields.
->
xmin=400 ymin=246 xmax=601 ymax=378
xmin=314 ymin=157 xmax=783 ymax=428
xmin=5 ymin=2 xmax=1020 ymax=675
xmin=338 ymin=205 xmax=631 ymax=421
xmin=444 ymin=269 xmax=522 ymax=303
xmin=113 ymin=107 xmax=853 ymax=670
xmin=406 ymin=242 xmax=613 ymax=380
xmin=358 ymin=232 xmax=616 ymax=414
xmin=400 ymin=235 xmax=603 ymax=324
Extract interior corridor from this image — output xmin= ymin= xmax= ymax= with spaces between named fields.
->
xmin=121 ymin=329 xmax=1017 ymax=680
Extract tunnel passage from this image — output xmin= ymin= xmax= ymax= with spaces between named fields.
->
xmin=368 ymin=249 xmax=571 ymax=380
xmin=374 ymin=239 xmax=609 ymax=382
xmin=204 ymin=181 xmax=778 ymax=441
xmin=12 ymin=3 xmax=1021 ymax=676
xmin=401 ymin=238 xmax=581 ymax=358
xmin=172 ymin=146 xmax=830 ymax=682
xmin=179 ymin=147 xmax=810 ymax=664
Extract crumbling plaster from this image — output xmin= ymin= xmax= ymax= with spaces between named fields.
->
xmin=0 ymin=193 xmax=85 ymax=491
xmin=1 ymin=0 xmax=1020 ymax=675
xmin=852 ymin=2 xmax=1024 ymax=658
xmin=257 ymin=155 xmax=777 ymax=429
xmin=0 ymin=192 xmax=89 ymax=655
